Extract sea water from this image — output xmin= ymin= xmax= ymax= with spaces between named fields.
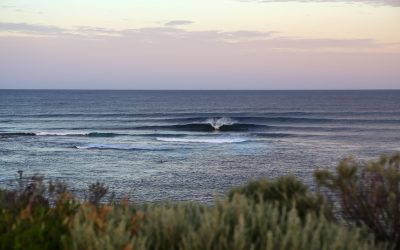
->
xmin=0 ymin=90 xmax=399 ymax=202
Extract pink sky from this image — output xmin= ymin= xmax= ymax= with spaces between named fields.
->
xmin=0 ymin=0 xmax=399 ymax=89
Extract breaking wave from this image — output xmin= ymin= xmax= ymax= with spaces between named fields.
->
xmin=205 ymin=117 xmax=236 ymax=129
xmin=135 ymin=118 xmax=267 ymax=132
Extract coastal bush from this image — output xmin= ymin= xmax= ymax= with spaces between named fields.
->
xmin=0 ymin=174 xmax=111 ymax=250
xmin=0 ymin=175 xmax=77 ymax=250
xmin=315 ymin=153 xmax=400 ymax=249
xmin=228 ymin=175 xmax=333 ymax=220
xmin=69 ymin=202 xmax=140 ymax=250
xmin=68 ymin=186 xmax=378 ymax=250
xmin=68 ymin=196 xmax=380 ymax=250
xmin=0 ymin=199 xmax=76 ymax=250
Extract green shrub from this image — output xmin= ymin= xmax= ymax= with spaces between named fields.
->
xmin=228 ymin=175 xmax=333 ymax=220
xmin=0 ymin=175 xmax=73 ymax=250
xmin=69 ymin=202 xmax=139 ymax=250
xmin=0 ymin=199 xmax=77 ymax=249
xmin=126 ymin=196 xmax=379 ymax=250
xmin=68 ymin=183 xmax=379 ymax=250
xmin=0 ymin=200 xmax=76 ymax=250
xmin=0 ymin=175 xmax=83 ymax=250
xmin=315 ymin=153 xmax=400 ymax=249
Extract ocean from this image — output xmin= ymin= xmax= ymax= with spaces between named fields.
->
xmin=0 ymin=90 xmax=399 ymax=202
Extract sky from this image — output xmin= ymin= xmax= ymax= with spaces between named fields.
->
xmin=0 ymin=0 xmax=399 ymax=89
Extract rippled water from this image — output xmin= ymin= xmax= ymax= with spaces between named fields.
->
xmin=0 ymin=90 xmax=399 ymax=202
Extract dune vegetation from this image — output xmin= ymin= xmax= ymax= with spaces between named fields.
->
xmin=0 ymin=154 xmax=399 ymax=250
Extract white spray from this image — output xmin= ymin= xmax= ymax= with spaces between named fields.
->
xmin=205 ymin=117 xmax=236 ymax=130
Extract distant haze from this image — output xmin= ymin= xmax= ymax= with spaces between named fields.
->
xmin=0 ymin=0 xmax=399 ymax=89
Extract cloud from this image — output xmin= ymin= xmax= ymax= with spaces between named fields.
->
xmin=1 ymin=29 xmax=399 ymax=90
xmin=74 ymin=26 xmax=120 ymax=35
xmin=243 ymin=37 xmax=385 ymax=49
xmin=223 ymin=30 xmax=277 ymax=38
xmin=0 ymin=22 xmax=65 ymax=34
xmin=118 ymin=27 xmax=387 ymax=49
xmin=0 ymin=5 xmax=46 ymax=14
xmin=121 ymin=27 xmax=276 ymax=43
xmin=164 ymin=20 xmax=194 ymax=26
xmin=239 ymin=0 xmax=400 ymax=7
xmin=0 ymin=5 xmax=16 ymax=9
xmin=0 ymin=23 xmax=120 ymax=37
xmin=0 ymin=22 xmax=392 ymax=50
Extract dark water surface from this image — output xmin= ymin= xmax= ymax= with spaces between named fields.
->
xmin=0 ymin=90 xmax=399 ymax=202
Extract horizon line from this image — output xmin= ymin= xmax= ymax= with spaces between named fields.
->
xmin=0 ymin=88 xmax=400 ymax=91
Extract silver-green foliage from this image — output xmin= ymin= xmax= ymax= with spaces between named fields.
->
xmin=70 ymin=204 xmax=139 ymax=250
xmin=69 ymin=195 xmax=381 ymax=250
xmin=228 ymin=176 xmax=333 ymax=220
xmin=135 ymin=196 xmax=379 ymax=250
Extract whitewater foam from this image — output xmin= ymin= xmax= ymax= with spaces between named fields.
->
xmin=205 ymin=117 xmax=236 ymax=130
xmin=156 ymin=137 xmax=247 ymax=143
xmin=36 ymin=131 xmax=85 ymax=136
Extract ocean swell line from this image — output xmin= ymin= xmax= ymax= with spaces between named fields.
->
xmin=74 ymin=144 xmax=171 ymax=151
xmin=156 ymin=137 xmax=248 ymax=143
xmin=0 ymin=132 xmax=121 ymax=138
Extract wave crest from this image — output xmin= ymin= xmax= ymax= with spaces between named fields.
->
xmin=205 ymin=117 xmax=236 ymax=130
xmin=136 ymin=123 xmax=266 ymax=132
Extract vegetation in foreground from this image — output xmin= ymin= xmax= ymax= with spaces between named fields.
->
xmin=0 ymin=154 xmax=399 ymax=250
